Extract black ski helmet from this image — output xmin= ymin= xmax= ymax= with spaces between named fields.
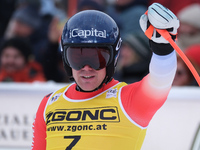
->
xmin=61 ymin=10 xmax=122 ymax=83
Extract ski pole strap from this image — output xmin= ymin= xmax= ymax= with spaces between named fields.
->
xmin=156 ymin=28 xmax=200 ymax=87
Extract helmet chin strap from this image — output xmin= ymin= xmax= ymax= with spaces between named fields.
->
xmin=75 ymin=76 xmax=112 ymax=92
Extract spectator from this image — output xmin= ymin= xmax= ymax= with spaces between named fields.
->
xmin=0 ymin=37 xmax=46 ymax=82
xmin=106 ymin=0 xmax=148 ymax=38
xmin=173 ymin=44 xmax=200 ymax=86
xmin=42 ymin=17 xmax=69 ymax=83
xmin=39 ymin=0 xmax=70 ymax=82
xmin=177 ymin=4 xmax=200 ymax=51
xmin=77 ymin=0 xmax=105 ymax=11
xmin=114 ymin=33 xmax=152 ymax=83
xmin=4 ymin=4 xmax=44 ymax=62
xmin=4 ymin=3 xmax=69 ymax=82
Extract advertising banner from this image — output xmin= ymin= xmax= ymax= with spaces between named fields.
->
xmin=0 ymin=83 xmax=200 ymax=150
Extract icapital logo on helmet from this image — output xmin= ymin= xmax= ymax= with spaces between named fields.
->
xmin=69 ymin=28 xmax=106 ymax=38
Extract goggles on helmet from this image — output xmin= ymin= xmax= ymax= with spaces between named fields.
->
xmin=64 ymin=46 xmax=112 ymax=70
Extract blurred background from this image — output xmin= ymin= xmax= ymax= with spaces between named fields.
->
xmin=0 ymin=0 xmax=200 ymax=149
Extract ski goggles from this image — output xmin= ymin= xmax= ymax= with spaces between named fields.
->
xmin=64 ymin=47 xmax=112 ymax=70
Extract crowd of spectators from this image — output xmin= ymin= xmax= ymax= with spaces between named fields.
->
xmin=0 ymin=0 xmax=68 ymax=82
xmin=0 ymin=0 xmax=200 ymax=87
xmin=0 ymin=37 xmax=46 ymax=82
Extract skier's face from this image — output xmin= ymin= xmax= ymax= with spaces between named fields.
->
xmin=72 ymin=65 xmax=106 ymax=91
